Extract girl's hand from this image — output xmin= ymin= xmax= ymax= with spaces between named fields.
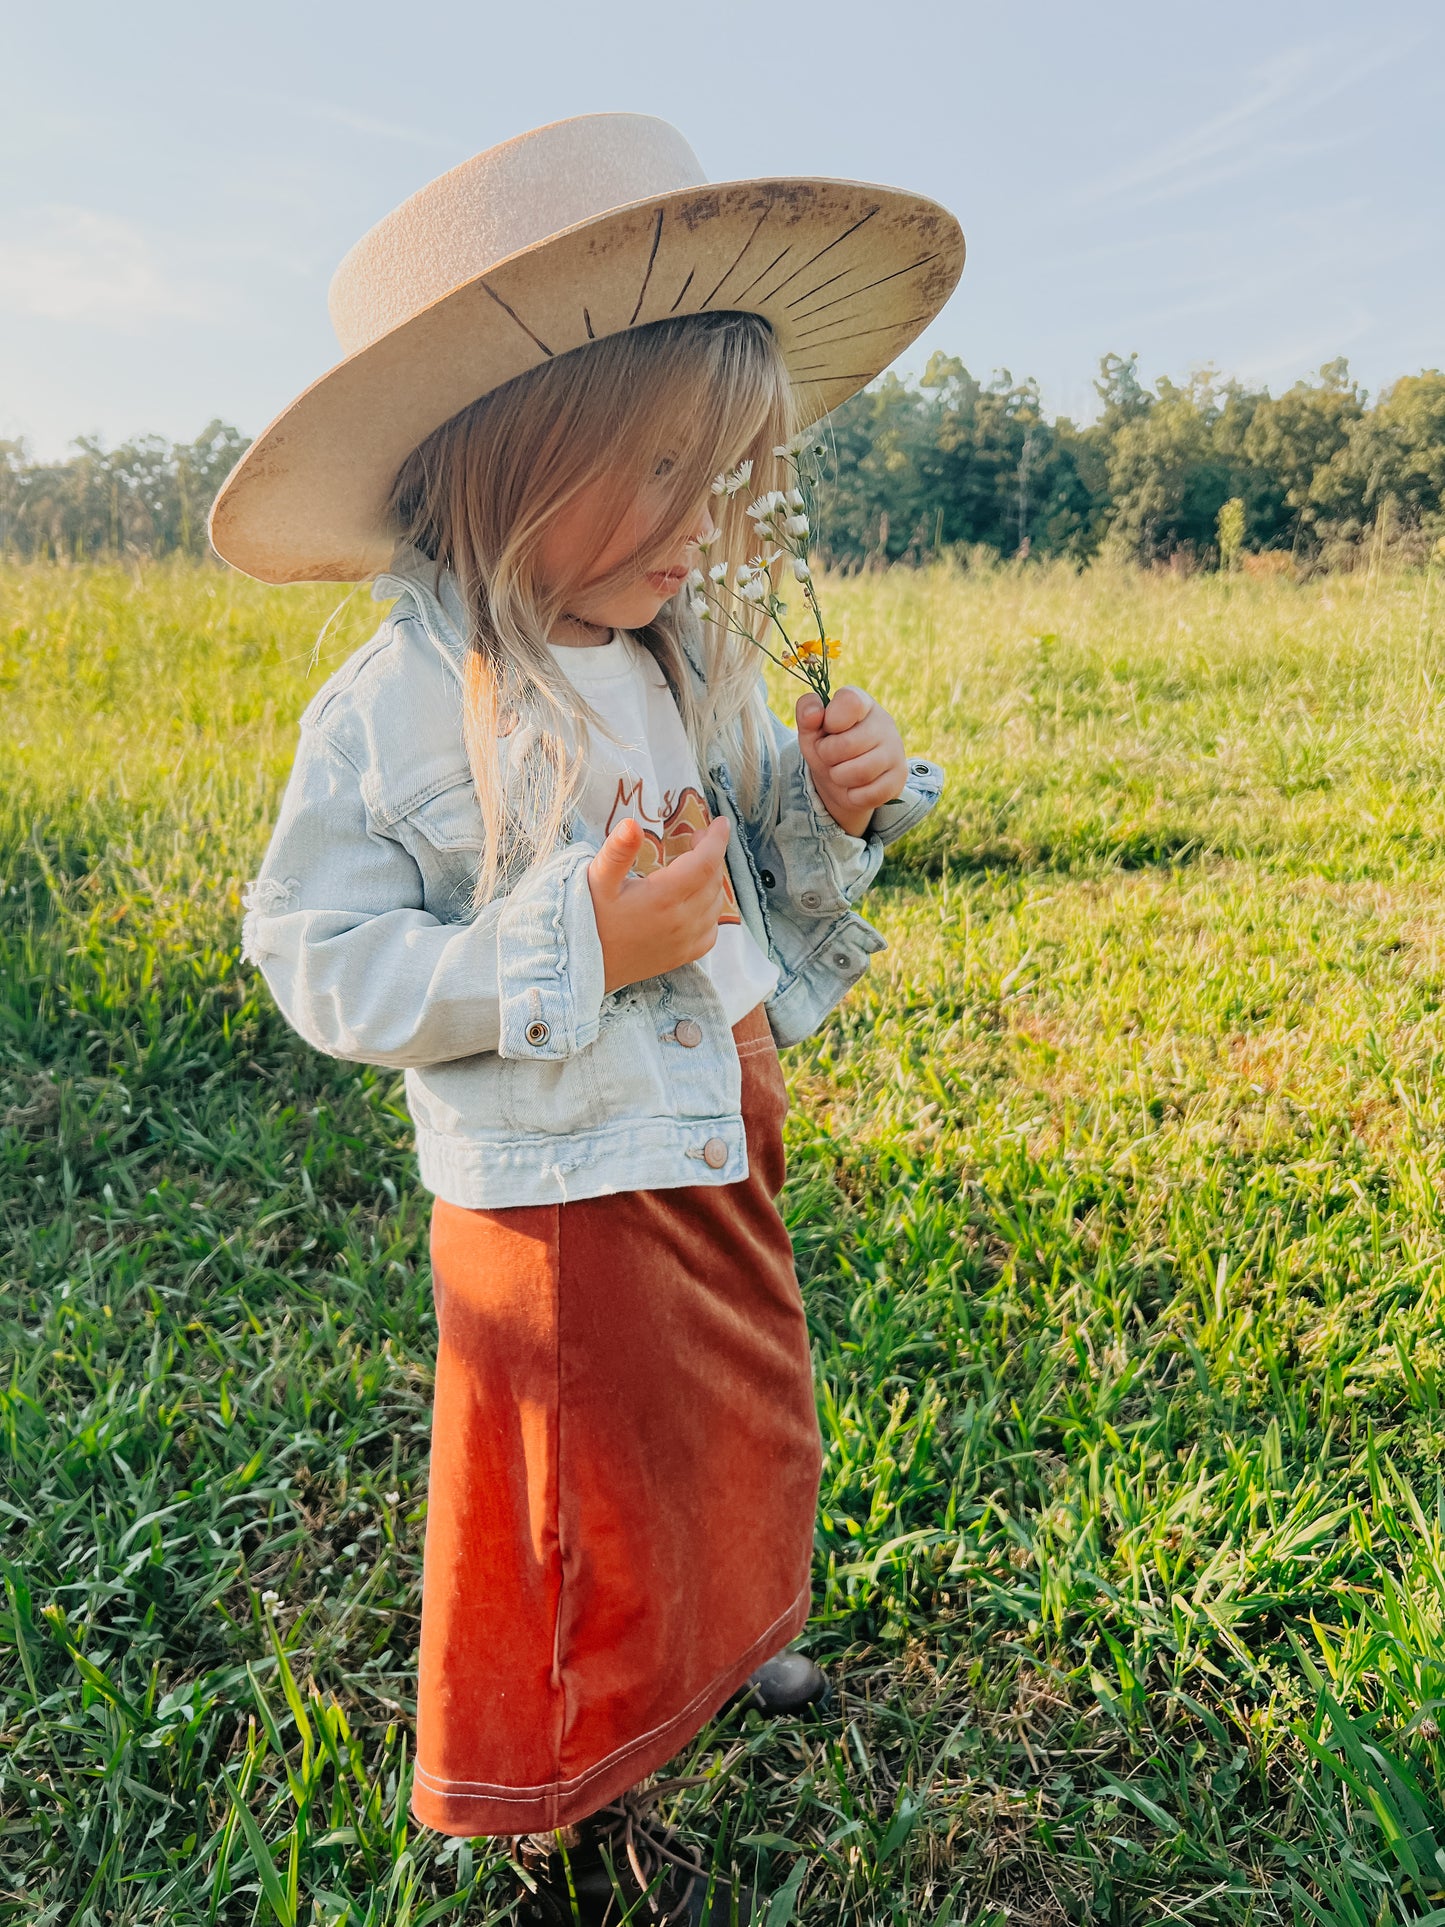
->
xmin=796 ymin=686 xmax=907 ymax=838
xmin=587 ymin=814 xmax=732 ymax=995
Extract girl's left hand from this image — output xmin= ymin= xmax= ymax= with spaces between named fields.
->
xmin=796 ymin=686 xmax=908 ymax=838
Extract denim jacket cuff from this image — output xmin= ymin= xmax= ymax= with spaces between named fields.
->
xmin=867 ymin=756 xmax=946 ymax=848
xmin=495 ymin=842 xmax=606 ymax=1060
xmin=772 ymin=756 xmax=885 ymax=916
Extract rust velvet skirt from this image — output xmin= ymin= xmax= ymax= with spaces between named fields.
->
xmin=410 ymin=1002 xmax=823 ymax=1838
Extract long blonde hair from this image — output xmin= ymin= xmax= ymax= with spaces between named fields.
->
xmin=387 ymin=311 xmax=797 ymax=908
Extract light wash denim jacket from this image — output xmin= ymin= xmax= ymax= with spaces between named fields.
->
xmin=241 ymin=558 xmax=944 ymax=1208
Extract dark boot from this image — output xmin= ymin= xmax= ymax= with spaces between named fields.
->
xmin=515 ymin=1776 xmax=739 ymax=1924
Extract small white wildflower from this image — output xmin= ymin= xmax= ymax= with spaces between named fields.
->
xmin=384 ymin=1491 xmax=400 ymax=1505
xmin=785 ymin=514 xmax=809 ymax=537
xmin=696 ymin=527 xmax=717 ymax=550
xmin=261 ymin=1589 xmax=280 ymax=1609
xmin=787 ymin=487 xmax=805 ymax=508
xmin=739 ymin=576 xmax=768 ymax=604
xmin=709 ymin=562 xmax=728 ymax=582
xmin=688 ymin=592 xmax=708 ymax=617
xmin=684 ymin=567 xmax=704 ymax=590
xmin=792 ymin=557 xmax=811 ymax=581
xmin=710 ymin=474 xmax=728 ymax=496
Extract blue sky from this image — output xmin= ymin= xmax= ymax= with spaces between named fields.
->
xmin=1 ymin=0 xmax=1440 ymax=459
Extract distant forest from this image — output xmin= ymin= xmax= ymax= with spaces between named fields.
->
xmin=3 ymin=354 xmax=1443 ymax=571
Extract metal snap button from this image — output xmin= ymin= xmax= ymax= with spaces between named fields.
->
xmin=702 ymin=1137 xmax=728 ymax=1169
xmin=673 ymin=1017 xmax=703 ymax=1048
xmin=524 ymin=1019 xmax=551 ymax=1046
xmin=832 ymin=951 xmax=852 ymax=969
xmin=800 ymin=889 xmax=821 ymax=909
xmin=910 ymin=760 xmax=932 ymax=776
xmin=760 ymin=868 xmax=776 ymax=889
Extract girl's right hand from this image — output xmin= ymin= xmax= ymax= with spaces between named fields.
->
xmin=587 ymin=814 xmax=732 ymax=995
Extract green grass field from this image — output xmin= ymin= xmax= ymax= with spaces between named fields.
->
xmin=6 ymin=554 xmax=1445 ymax=1924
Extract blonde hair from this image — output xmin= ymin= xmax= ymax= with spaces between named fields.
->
xmin=387 ymin=311 xmax=797 ymax=908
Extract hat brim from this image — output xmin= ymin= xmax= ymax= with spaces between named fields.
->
xmin=209 ymin=176 xmax=965 ymax=584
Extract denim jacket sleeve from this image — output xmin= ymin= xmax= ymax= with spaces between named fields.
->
xmin=240 ymin=721 xmax=606 ymax=1069
xmin=755 ymin=685 xmax=946 ymax=919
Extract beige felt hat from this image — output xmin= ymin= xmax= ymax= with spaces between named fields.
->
xmin=208 ymin=112 xmax=965 ymax=584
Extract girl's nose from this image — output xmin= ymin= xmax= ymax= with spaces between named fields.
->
xmin=689 ymin=505 xmax=717 ymax=551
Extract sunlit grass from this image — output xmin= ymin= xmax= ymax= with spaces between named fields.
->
xmin=5 ymin=554 xmax=1445 ymax=1922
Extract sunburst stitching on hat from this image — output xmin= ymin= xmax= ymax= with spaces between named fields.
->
xmin=750 ymin=209 xmax=880 ymax=305
xmin=668 ymin=268 xmax=696 ymax=313
xmin=787 ymin=253 xmax=940 ymax=324
xmin=697 ymin=206 xmax=772 ymax=311
xmin=793 ymin=313 xmax=930 ymax=348
xmin=733 ymin=248 xmax=791 ymax=302
xmin=479 ymin=281 xmax=554 ymax=357
xmin=784 ymin=259 xmax=882 ymax=310
xmin=628 ymin=208 xmax=667 ymax=326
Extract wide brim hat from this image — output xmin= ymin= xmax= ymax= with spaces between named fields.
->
xmin=209 ymin=112 xmax=965 ymax=584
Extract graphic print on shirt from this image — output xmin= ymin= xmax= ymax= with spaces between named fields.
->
xmin=605 ymin=779 xmax=741 ymax=925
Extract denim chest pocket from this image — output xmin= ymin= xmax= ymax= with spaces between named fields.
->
xmin=393 ymin=777 xmax=484 ymax=922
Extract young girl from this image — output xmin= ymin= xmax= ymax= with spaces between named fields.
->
xmin=216 ymin=113 xmax=960 ymax=1923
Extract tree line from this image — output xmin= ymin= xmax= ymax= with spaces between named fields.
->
xmin=819 ymin=353 xmax=1445 ymax=570
xmin=0 ymin=421 xmax=249 ymax=563
xmin=3 ymin=356 xmax=1443 ymax=571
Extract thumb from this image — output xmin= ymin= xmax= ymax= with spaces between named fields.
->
xmin=588 ymin=816 xmax=643 ymax=896
xmin=796 ymin=691 xmax=825 ymax=744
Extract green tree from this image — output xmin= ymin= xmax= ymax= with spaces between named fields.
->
xmin=1241 ymin=359 xmax=1366 ymax=549
xmin=816 ymin=356 xmax=1097 ymax=565
xmin=1333 ymin=371 xmax=1445 ymax=537
xmin=1104 ymin=372 xmax=1266 ymax=563
xmin=1217 ymin=497 xmax=1245 ymax=570
xmin=0 ymin=422 xmax=251 ymax=560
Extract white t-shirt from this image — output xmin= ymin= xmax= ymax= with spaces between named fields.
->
xmin=547 ymin=630 xmax=780 ymax=1026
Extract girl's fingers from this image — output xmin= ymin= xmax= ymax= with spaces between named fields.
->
xmin=812 ymin=722 xmax=893 ymax=768
xmin=822 ymin=686 xmax=874 ymax=733
xmin=588 ymin=816 xmax=644 ymax=895
xmin=822 ymin=746 xmax=896 ymax=791
xmin=649 ymin=816 xmax=729 ymax=899
xmin=839 ymin=778 xmax=898 ymax=809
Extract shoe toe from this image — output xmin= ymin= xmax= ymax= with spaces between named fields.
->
xmin=745 ymin=1652 xmax=829 ymax=1714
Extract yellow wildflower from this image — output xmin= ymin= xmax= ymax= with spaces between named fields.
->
xmin=781 ymin=637 xmax=842 ymax=668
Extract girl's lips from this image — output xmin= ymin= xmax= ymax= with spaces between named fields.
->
xmin=646 ymin=568 xmax=689 ymax=592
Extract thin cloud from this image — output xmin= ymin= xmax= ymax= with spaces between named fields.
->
xmin=246 ymin=89 xmax=459 ymax=155
xmin=0 ymin=206 xmax=214 ymax=324
xmin=1069 ymin=38 xmax=1414 ymax=213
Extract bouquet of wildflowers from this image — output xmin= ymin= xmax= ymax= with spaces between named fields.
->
xmin=685 ymin=431 xmax=841 ymax=704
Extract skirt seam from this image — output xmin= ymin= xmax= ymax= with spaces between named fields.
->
xmin=546 ymin=1203 xmax=568 ymax=1758
xmin=412 ymin=1577 xmax=809 ymax=1805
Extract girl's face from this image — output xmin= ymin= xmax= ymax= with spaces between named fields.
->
xmin=539 ymin=457 xmax=716 ymax=644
